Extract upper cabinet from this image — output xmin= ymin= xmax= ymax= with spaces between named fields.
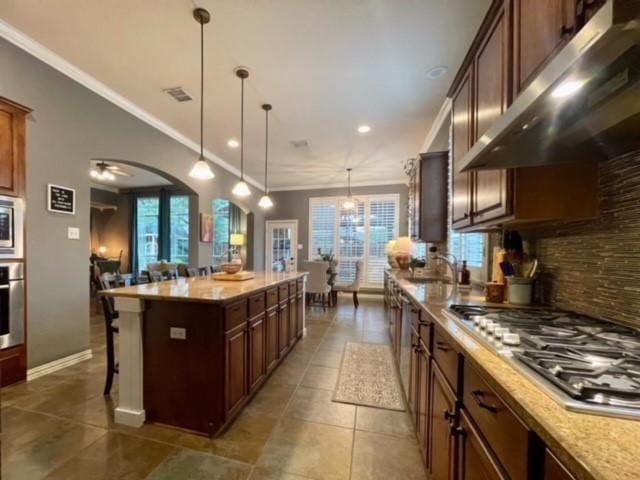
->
xmin=0 ymin=98 xmax=30 ymax=198
xmin=419 ymin=152 xmax=448 ymax=242
xmin=449 ymin=0 xmax=599 ymax=232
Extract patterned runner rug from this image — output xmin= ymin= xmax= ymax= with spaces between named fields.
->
xmin=332 ymin=342 xmax=405 ymax=411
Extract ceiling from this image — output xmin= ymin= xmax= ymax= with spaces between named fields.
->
xmin=0 ymin=0 xmax=490 ymax=190
xmin=90 ymin=160 xmax=172 ymax=190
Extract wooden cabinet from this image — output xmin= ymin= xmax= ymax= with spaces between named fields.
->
xmin=472 ymin=1 xmax=511 ymax=225
xmin=225 ymin=323 xmax=247 ymax=416
xmin=409 ymin=328 xmax=421 ymax=419
xmin=544 ymin=449 xmax=576 ymax=480
xmin=451 ymin=68 xmax=473 ymax=229
xmin=288 ymin=296 xmax=297 ymax=347
xmin=248 ymin=314 xmax=266 ymax=391
xmin=418 ymin=152 xmax=448 ymax=242
xmin=513 ymin=0 xmax=576 ymax=93
xmin=417 ymin=339 xmax=430 ymax=468
xmin=429 ymin=363 xmax=458 ymax=480
xmin=265 ymin=307 xmax=278 ymax=371
xmin=278 ymin=301 xmax=289 ymax=357
xmin=457 ymin=411 xmax=508 ymax=480
xmin=0 ymin=98 xmax=29 ymax=198
xmin=296 ymin=293 xmax=304 ymax=337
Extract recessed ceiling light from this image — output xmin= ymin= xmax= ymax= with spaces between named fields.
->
xmin=357 ymin=125 xmax=371 ymax=134
xmin=551 ymin=79 xmax=585 ymax=99
xmin=426 ymin=66 xmax=448 ymax=80
xmin=227 ymin=139 xmax=240 ymax=148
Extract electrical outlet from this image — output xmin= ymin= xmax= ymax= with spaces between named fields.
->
xmin=67 ymin=227 xmax=80 ymax=239
xmin=170 ymin=327 xmax=186 ymax=340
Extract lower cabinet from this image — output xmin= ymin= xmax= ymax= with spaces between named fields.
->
xmin=429 ymin=363 xmax=458 ymax=480
xmin=225 ymin=323 xmax=247 ymax=416
xmin=409 ymin=328 xmax=421 ymax=418
xmin=278 ymin=301 xmax=289 ymax=357
xmin=289 ymin=296 xmax=298 ymax=346
xmin=544 ymin=449 xmax=576 ymax=480
xmin=296 ymin=293 xmax=304 ymax=337
xmin=249 ymin=313 xmax=266 ymax=391
xmin=457 ymin=410 xmax=508 ymax=480
xmin=417 ymin=340 xmax=430 ymax=467
xmin=266 ymin=307 xmax=279 ymax=371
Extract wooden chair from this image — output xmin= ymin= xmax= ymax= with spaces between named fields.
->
xmin=302 ymin=261 xmax=331 ymax=310
xmin=149 ymin=271 xmax=164 ymax=282
xmin=97 ymin=275 xmax=119 ymax=396
xmin=332 ymin=260 xmax=364 ymax=308
xmin=198 ymin=266 xmax=210 ymax=276
xmin=186 ymin=267 xmax=199 ymax=277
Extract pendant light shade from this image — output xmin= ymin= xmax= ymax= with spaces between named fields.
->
xmin=341 ymin=168 xmax=358 ymax=211
xmin=258 ymin=103 xmax=274 ymax=209
xmin=232 ymin=68 xmax=251 ymax=197
xmin=189 ymin=8 xmax=214 ymax=180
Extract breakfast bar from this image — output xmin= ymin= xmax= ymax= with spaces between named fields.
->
xmin=100 ymin=271 xmax=306 ymax=436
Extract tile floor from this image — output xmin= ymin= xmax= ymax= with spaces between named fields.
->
xmin=1 ymin=295 xmax=426 ymax=480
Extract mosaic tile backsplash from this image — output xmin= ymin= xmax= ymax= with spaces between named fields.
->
xmin=525 ymin=150 xmax=640 ymax=328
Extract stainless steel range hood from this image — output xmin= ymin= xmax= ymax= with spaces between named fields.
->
xmin=460 ymin=0 xmax=640 ymax=172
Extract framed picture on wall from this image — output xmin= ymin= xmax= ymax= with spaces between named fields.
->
xmin=200 ymin=212 xmax=213 ymax=242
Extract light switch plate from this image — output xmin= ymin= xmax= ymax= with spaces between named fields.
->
xmin=67 ymin=227 xmax=80 ymax=239
xmin=170 ymin=327 xmax=187 ymax=340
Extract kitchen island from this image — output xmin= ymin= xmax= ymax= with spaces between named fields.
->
xmin=100 ymin=271 xmax=306 ymax=436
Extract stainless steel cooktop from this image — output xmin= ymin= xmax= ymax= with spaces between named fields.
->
xmin=445 ymin=305 xmax=640 ymax=419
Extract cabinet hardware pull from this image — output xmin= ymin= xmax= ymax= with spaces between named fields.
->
xmin=451 ymin=425 xmax=465 ymax=436
xmin=463 ymin=212 xmax=469 ymax=218
xmin=561 ymin=25 xmax=575 ymax=37
xmin=435 ymin=341 xmax=452 ymax=352
xmin=443 ymin=409 xmax=455 ymax=421
xmin=471 ymin=390 xmax=499 ymax=413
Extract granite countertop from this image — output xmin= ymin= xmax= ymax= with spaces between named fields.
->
xmin=100 ymin=271 xmax=307 ymax=304
xmin=389 ymin=271 xmax=639 ymax=480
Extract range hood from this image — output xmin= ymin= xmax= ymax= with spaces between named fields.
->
xmin=460 ymin=0 xmax=640 ymax=172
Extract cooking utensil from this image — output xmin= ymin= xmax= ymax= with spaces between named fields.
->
xmin=499 ymin=261 xmax=515 ymax=277
xmin=527 ymin=259 xmax=538 ymax=278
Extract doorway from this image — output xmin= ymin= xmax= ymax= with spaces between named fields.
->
xmin=266 ymin=220 xmax=298 ymax=272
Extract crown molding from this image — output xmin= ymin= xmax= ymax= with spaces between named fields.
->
xmin=270 ymin=179 xmax=408 ymax=192
xmin=0 ymin=19 xmax=264 ymax=190
xmin=419 ymin=97 xmax=452 ymax=154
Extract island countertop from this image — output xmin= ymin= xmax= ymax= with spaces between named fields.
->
xmin=100 ymin=271 xmax=307 ymax=304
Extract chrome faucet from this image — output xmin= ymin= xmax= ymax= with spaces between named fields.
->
xmin=428 ymin=248 xmax=458 ymax=287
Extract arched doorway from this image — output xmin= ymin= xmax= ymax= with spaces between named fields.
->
xmin=211 ymin=198 xmax=253 ymax=271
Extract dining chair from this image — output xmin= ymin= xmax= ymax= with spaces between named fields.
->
xmin=186 ymin=267 xmax=199 ymax=277
xmin=149 ymin=271 xmax=164 ymax=282
xmin=198 ymin=266 xmax=210 ymax=276
xmin=302 ymin=260 xmax=331 ymax=310
xmin=332 ymin=260 xmax=364 ymax=308
xmin=97 ymin=276 xmax=119 ymax=396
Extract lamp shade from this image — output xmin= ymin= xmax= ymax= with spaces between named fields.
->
xmin=230 ymin=233 xmax=245 ymax=246
xmin=394 ymin=236 xmax=414 ymax=255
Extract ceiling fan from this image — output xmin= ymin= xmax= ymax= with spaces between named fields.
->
xmin=89 ymin=159 xmax=132 ymax=181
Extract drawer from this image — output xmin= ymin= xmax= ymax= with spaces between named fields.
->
xmin=278 ymin=283 xmax=289 ymax=302
xmin=433 ymin=325 xmax=460 ymax=394
xmin=410 ymin=303 xmax=421 ymax=332
xmin=463 ymin=362 xmax=532 ymax=480
xmin=297 ymin=278 xmax=304 ymax=292
xmin=266 ymin=287 xmax=279 ymax=309
xmin=289 ymin=281 xmax=297 ymax=297
xmin=248 ymin=292 xmax=265 ymax=318
xmin=225 ymin=299 xmax=247 ymax=331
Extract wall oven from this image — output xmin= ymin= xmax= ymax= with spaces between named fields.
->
xmin=0 ymin=262 xmax=24 ymax=349
xmin=0 ymin=195 xmax=24 ymax=259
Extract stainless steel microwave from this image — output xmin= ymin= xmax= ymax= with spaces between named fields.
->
xmin=0 ymin=196 xmax=24 ymax=259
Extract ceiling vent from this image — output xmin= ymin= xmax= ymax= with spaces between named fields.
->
xmin=164 ymin=87 xmax=192 ymax=102
xmin=289 ymin=139 xmax=310 ymax=148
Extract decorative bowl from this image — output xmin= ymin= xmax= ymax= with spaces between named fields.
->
xmin=395 ymin=254 xmax=411 ymax=270
xmin=220 ymin=263 xmax=242 ymax=274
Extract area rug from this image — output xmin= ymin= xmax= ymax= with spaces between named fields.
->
xmin=332 ymin=342 xmax=405 ymax=411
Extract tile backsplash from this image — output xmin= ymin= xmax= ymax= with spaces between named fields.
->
xmin=524 ymin=150 xmax=640 ymax=327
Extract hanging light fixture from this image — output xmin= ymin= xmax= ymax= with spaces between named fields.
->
xmin=232 ymin=68 xmax=252 ymax=197
xmin=258 ymin=103 xmax=274 ymax=209
xmin=189 ymin=8 xmax=215 ymax=180
xmin=341 ymin=168 xmax=358 ymax=211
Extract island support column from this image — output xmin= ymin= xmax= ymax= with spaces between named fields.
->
xmin=113 ymin=297 xmax=146 ymax=427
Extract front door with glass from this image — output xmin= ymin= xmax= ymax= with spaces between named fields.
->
xmin=266 ymin=220 xmax=298 ymax=272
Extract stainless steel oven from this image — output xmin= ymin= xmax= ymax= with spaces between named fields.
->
xmin=0 ymin=262 xmax=24 ymax=349
xmin=0 ymin=195 xmax=24 ymax=259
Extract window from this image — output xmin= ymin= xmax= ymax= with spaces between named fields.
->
xmin=169 ymin=195 xmax=190 ymax=264
xmin=137 ymin=197 xmax=159 ymax=272
xmin=212 ymin=199 xmax=230 ymax=268
xmin=448 ymin=230 xmax=486 ymax=281
xmin=309 ymin=194 xmax=399 ymax=288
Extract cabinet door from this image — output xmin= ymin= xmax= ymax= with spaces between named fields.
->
xmin=473 ymin=1 xmax=511 ymax=224
xmin=417 ymin=344 xmax=430 ymax=468
xmin=451 ymin=69 xmax=473 ymax=228
xmin=544 ymin=449 xmax=576 ymax=480
xmin=249 ymin=314 xmax=266 ymax=391
xmin=458 ymin=411 xmax=508 ymax=480
xmin=513 ymin=0 xmax=576 ymax=93
xmin=266 ymin=308 xmax=279 ymax=371
xmin=0 ymin=101 xmax=27 ymax=197
xmin=296 ymin=294 xmax=304 ymax=337
xmin=288 ymin=297 xmax=297 ymax=346
xmin=419 ymin=152 xmax=448 ymax=243
xmin=429 ymin=364 xmax=457 ymax=480
xmin=278 ymin=302 xmax=289 ymax=357
xmin=409 ymin=328 xmax=421 ymax=422
xmin=225 ymin=325 xmax=247 ymax=416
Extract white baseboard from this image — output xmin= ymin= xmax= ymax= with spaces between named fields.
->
xmin=115 ymin=407 xmax=146 ymax=427
xmin=27 ymin=349 xmax=93 ymax=381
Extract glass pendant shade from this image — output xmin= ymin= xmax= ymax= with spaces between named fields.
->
xmin=341 ymin=168 xmax=358 ymax=210
xmin=258 ymin=194 xmax=274 ymax=209
xmin=341 ymin=197 xmax=356 ymax=210
xmin=190 ymin=157 xmax=214 ymax=179
xmin=232 ymin=180 xmax=251 ymax=197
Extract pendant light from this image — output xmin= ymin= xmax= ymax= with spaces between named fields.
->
xmin=232 ymin=68 xmax=251 ymax=197
xmin=189 ymin=8 xmax=215 ymax=180
xmin=258 ymin=103 xmax=274 ymax=209
xmin=341 ymin=168 xmax=358 ymax=211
